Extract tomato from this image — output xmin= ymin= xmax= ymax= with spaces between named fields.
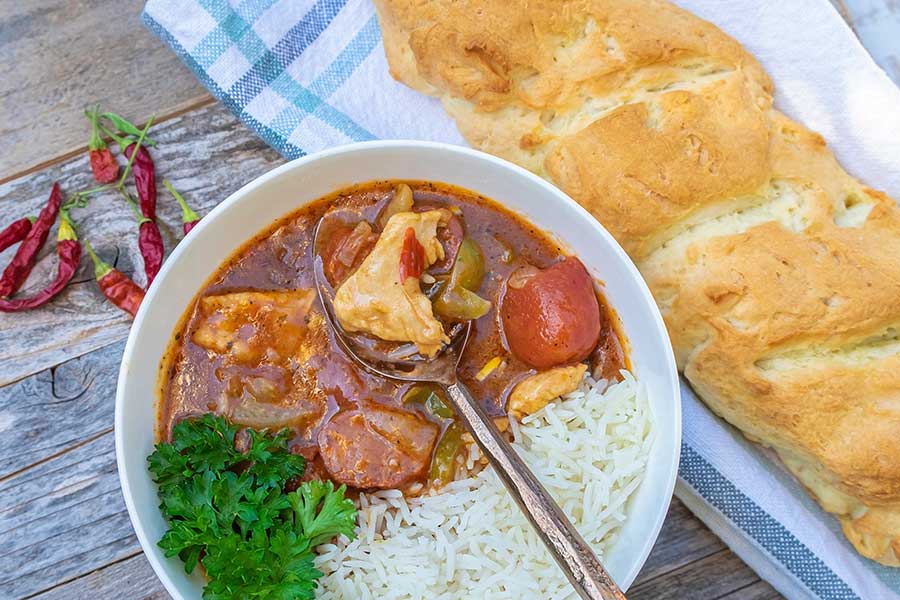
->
xmin=322 ymin=222 xmax=377 ymax=285
xmin=500 ymin=257 xmax=601 ymax=369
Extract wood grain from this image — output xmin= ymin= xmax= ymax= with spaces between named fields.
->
xmin=0 ymin=0 xmax=210 ymax=179
xmin=0 ymin=102 xmax=282 ymax=388
xmin=34 ymin=554 xmax=170 ymax=600
xmin=0 ymin=430 xmax=138 ymax=598
xmin=34 ymin=554 xmax=167 ymax=600
xmin=718 ymin=580 xmax=785 ymax=600
xmin=632 ymin=498 xmax=728 ymax=584
xmin=629 ymin=549 xmax=768 ymax=600
xmin=0 ymin=341 xmax=121 ymax=482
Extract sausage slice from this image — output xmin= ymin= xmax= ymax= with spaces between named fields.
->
xmin=317 ymin=406 xmax=439 ymax=489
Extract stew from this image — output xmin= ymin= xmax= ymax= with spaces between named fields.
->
xmin=159 ymin=181 xmax=627 ymax=493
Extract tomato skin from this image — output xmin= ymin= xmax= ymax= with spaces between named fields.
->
xmin=323 ymin=222 xmax=377 ymax=285
xmin=399 ymin=227 xmax=426 ymax=282
xmin=500 ymin=257 xmax=601 ymax=369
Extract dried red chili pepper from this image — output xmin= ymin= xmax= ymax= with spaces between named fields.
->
xmin=0 ymin=183 xmax=62 ymax=298
xmin=139 ymin=219 xmax=164 ymax=288
xmin=399 ymin=227 xmax=425 ymax=282
xmin=102 ymin=116 xmax=157 ymax=220
xmin=86 ymin=107 xmax=119 ymax=184
xmin=124 ymin=144 xmax=157 ymax=220
xmin=84 ymin=241 xmax=144 ymax=317
xmin=162 ymin=179 xmax=201 ymax=234
xmin=0 ymin=214 xmax=81 ymax=312
xmin=124 ymin=192 xmax=164 ymax=288
xmin=0 ymin=217 xmax=35 ymax=253
xmin=115 ymin=116 xmax=154 ymax=190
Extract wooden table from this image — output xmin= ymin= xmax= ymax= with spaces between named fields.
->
xmin=1 ymin=1 xmax=896 ymax=598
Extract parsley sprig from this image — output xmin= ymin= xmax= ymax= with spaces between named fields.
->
xmin=148 ymin=414 xmax=357 ymax=599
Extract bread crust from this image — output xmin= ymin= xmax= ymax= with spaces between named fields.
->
xmin=374 ymin=0 xmax=900 ymax=565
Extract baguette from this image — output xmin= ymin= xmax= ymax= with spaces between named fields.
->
xmin=374 ymin=0 xmax=900 ymax=565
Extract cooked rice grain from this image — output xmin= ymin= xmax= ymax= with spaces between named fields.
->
xmin=315 ymin=371 xmax=654 ymax=599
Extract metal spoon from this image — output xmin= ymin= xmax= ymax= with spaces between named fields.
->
xmin=312 ymin=223 xmax=626 ymax=600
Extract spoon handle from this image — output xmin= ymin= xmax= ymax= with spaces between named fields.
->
xmin=445 ymin=382 xmax=627 ymax=600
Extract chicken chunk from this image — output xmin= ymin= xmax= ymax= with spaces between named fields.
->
xmin=192 ymin=289 xmax=315 ymax=365
xmin=318 ymin=406 xmax=439 ymax=489
xmin=333 ymin=210 xmax=451 ymax=356
xmin=507 ymin=363 xmax=587 ymax=418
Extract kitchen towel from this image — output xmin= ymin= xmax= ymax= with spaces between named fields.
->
xmin=142 ymin=1 xmax=900 ymax=598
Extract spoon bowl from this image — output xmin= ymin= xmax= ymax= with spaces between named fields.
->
xmin=312 ymin=250 xmax=468 ymax=384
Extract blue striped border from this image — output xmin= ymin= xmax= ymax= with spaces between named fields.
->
xmin=680 ymin=443 xmax=859 ymax=599
xmin=228 ymin=0 xmax=347 ymax=106
xmin=192 ymin=0 xmax=278 ymax=69
xmin=142 ymin=12 xmax=307 ymax=159
xmin=143 ymin=2 xmax=377 ymax=157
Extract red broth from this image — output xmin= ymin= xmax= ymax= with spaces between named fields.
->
xmin=158 ymin=181 xmax=627 ymax=491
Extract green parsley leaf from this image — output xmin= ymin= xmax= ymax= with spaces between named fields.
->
xmin=147 ymin=415 xmax=356 ymax=599
xmin=289 ymin=480 xmax=358 ymax=547
xmin=244 ymin=428 xmax=307 ymax=490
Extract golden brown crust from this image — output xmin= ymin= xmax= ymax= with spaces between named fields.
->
xmin=374 ymin=0 xmax=900 ymax=564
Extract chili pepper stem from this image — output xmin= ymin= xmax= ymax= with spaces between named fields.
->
xmin=162 ymin=179 xmax=200 ymax=223
xmin=116 ymin=115 xmax=154 ymax=190
xmin=62 ymin=184 xmax=112 ymax=212
xmin=85 ymin=105 xmax=106 ymax=151
xmin=100 ymin=112 xmax=157 ymax=147
xmin=119 ymin=189 xmax=152 ymax=225
xmin=58 ymin=212 xmax=77 ymax=241
xmin=84 ymin=241 xmax=113 ymax=280
xmin=99 ymin=124 xmax=131 ymax=150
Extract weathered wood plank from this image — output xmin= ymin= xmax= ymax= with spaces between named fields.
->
xmin=0 ymin=341 xmax=121 ymax=481
xmin=632 ymin=497 xmax=728 ymax=585
xmin=716 ymin=579 xmax=784 ymax=600
xmin=0 ymin=102 xmax=283 ymax=388
xmin=0 ymin=0 xmax=210 ymax=179
xmin=629 ymin=549 xmax=769 ymax=600
xmin=33 ymin=554 xmax=168 ymax=600
xmin=0 ymin=430 xmax=140 ymax=599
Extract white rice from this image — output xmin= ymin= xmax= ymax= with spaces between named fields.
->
xmin=314 ymin=371 xmax=654 ymax=599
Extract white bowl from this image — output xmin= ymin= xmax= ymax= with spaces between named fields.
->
xmin=116 ymin=140 xmax=680 ymax=599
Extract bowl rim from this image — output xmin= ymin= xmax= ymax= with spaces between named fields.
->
xmin=115 ymin=139 xmax=681 ymax=598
